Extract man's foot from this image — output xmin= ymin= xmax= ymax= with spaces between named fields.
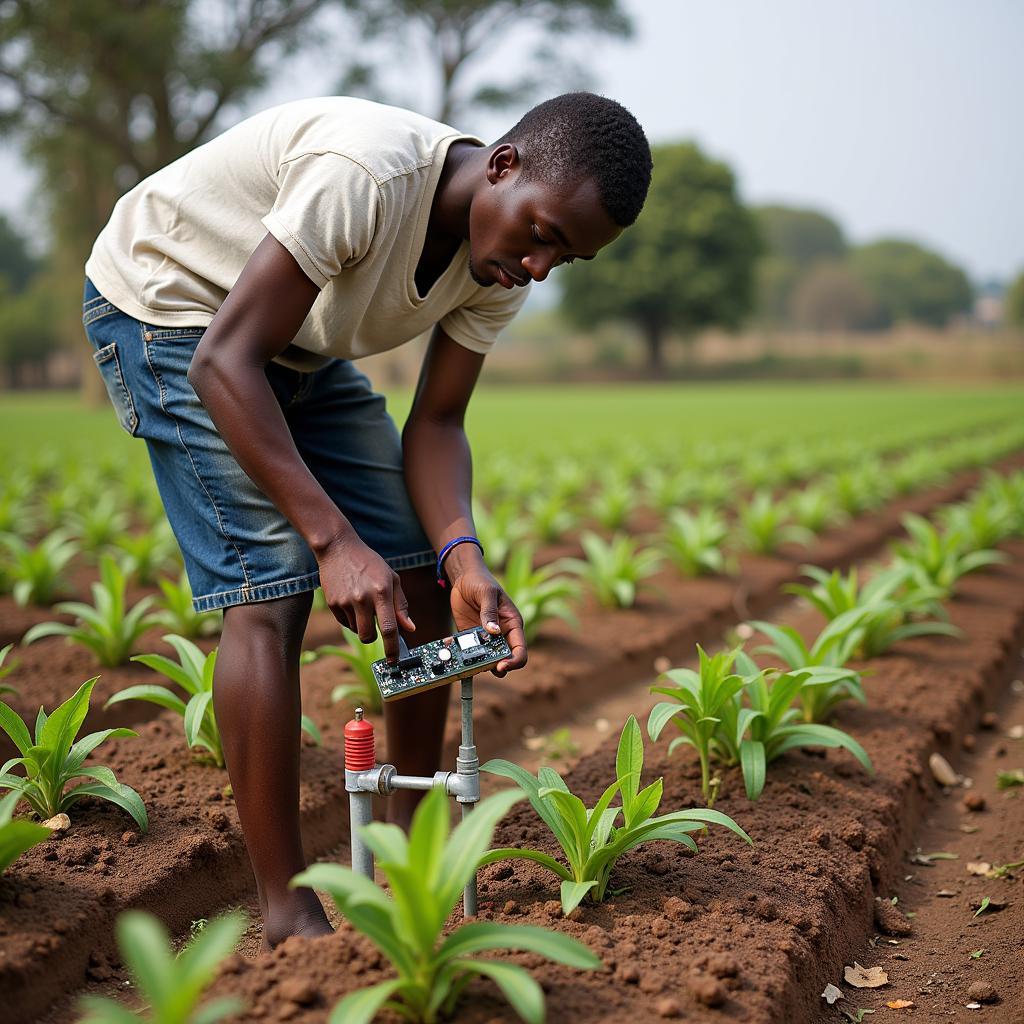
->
xmin=260 ymin=893 xmax=334 ymax=953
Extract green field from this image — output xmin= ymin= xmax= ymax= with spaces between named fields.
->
xmin=3 ymin=383 xmax=1024 ymax=466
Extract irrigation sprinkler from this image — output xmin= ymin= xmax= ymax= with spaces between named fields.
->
xmin=343 ymin=628 xmax=511 ymax=918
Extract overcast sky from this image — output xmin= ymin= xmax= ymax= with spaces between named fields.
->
xmin=1 ymin=0 xmax=1020 ymax=282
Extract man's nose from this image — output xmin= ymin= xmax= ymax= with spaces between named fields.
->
xmin=521 ymin=253 xmax=555 ymax=283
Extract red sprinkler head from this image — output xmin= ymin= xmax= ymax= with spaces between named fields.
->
xmin=344 ymin=707 xmax=376 ymax=772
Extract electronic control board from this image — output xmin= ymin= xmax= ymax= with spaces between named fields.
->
xmin=371 ymin=628 xmax=512 ymax=701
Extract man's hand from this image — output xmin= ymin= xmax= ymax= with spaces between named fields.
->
xmin=448 ymin=566 xmax=527 ymax=677
xmin=316 ymin=533 xmax=415 ymax=663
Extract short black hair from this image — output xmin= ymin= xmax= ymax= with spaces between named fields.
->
xmin=493 ymin=92 xmax=652 ymax=227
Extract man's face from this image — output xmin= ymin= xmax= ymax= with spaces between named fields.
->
xmin=467 ymin=148 xmax=623 ymax=289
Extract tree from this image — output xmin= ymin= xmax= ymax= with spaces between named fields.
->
xmin=753 ymin=205 xmax=846 ymax=326
xmin=0 ymin=213 xmax=38 ymax=292
xmin=850 ymin=239 xmax=973 ymax=328
xmin=1004 ymin=270 xmax=1024 ymax=329
xmin=0 ymin=274 xmax=61 ymax=386
xmin=0 ymin=0 xmax=344 ymax=264
xmin=559 ymin=142 xmax=761 ymax=372
xmin=788 ymin=260 xmax=878 ymax=332
xmin=337 ymin=0 xmax=631 ymax=124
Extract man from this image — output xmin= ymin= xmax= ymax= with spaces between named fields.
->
xmin=82 ymin=91 xmax=651 ymax=947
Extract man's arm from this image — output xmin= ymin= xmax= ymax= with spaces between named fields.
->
xmin=402 ymin=326 xmax=527 ymax=675
xmin=187 ymin=232 xmax=415 ymax=657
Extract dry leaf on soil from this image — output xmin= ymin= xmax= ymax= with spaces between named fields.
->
xmin=928 ymin=752 xmax=960 ymax=786
xmin=966 ymin=862 xmax=992 ymax=876
xmin=844 ymin=963 xmax=888 ymax=988
xmin=886 ymin=1000 xmax=915 ymax=1010
xmin=821 ymin=983 xmax=844 ymax=1005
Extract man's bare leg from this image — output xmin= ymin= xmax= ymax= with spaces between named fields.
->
xmin=384 ymin=565 xmax=454 ymax=829
xmin=214 ymin=590 xmax=333 ymax=950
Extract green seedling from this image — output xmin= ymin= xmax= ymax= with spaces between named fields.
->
xmin=891 ymin=513 xmax=1006 ymax=601
xmin=79 ymin=909 xmax=247 ymax=1024
xmin=296 ymin=785 xmax=600 ymax=1024
xmin=498 ymin=545 xmax=580 ymax=644
xmin=1 ymin=529 xmax=79 ymax=606
xmin=641 ymin=466 xmax=696 ymax=514
xmin=938 ymin=494 xmax=1017 ymax=550
xmin=0 ymin=491 xmax=33 ymax=540
xmin=888 ymin=449 xmax=949 ymax=496
xmin=973 ymin=896 xmax=992 ymax=917
xmin=712 ymin=653 xmax=873 ymax=801
xmin=591 ymin=475 xmax=635 ymax=531
xmin=996 ymin=769 xmax=1024 ymax=789
xmin=746 ymin=612 xmax=869 ymax=723
xmin=0 ymin=643 xmax=18 ymax=697
xmin=24 ymin=555 xmax=162 ymax=666
xmin=154 ymin=572 xmax=222 ymax=639
xmin=315 ymin=626 xmax=386 ymax=713
xmin=647 ymin=645 xmax=746 ymax=804
xmin=787 ymin=484 xmax=843 ymax=535
xmin=483 ymin=716 xmax=751 ymax=915
xmin=784 ymin=563 xmax=959 ymax=659
xmin=0 ymin=791 xmax=52 ymax=874
xmin=525 ymin=491 xmax=579 ymax=544
xmin=69 ymin=494 xmax=130 ymax=558
xmin=556 ymin=531 xmax=661 ymax=609
xmin=828 ymin=461 xmax=889 ymax=517
xmin=109 ymin=635 xmax=319 ymax=766
xmin=114 ymin=525 xmax=180 ymax=586
xmin=472 ymin=497 xmax=530 ymax=571
xmin=660 ymin=506 xmax=729 ymax=577
xmin=0 ymin=677 xmax=147 ymax=831
xmin=735 ymin=490 xmax=814 ymax=556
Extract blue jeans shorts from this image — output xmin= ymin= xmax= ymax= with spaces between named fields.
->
xmin=82 ymin=277 xmax=435 ymax=612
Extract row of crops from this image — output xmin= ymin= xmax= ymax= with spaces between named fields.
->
xmin=0 ymin=385 xmax=1023 ymax=1023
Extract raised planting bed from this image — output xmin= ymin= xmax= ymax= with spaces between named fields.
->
xmin=190 ymin=542 xmax=1024 ymax=1023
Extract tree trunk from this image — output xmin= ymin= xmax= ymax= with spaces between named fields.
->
xmin=643 ymin=319 xmax=665 ymax=374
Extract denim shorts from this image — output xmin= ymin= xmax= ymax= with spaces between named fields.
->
xmin=82 ymin=278 xmax=435 ymax=611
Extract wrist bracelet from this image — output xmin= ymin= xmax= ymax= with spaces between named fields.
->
xmin=436 ymin=536 xmax=484 ymax=589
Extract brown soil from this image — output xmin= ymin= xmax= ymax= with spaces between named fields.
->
xmin=186 ymin=545 xmax=1024 ymax=1024
xmin=1 ymin=459 xmax=1021 ymax=1022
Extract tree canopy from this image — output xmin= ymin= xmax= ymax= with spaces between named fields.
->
xmin=559 ymin=141 xmax=760 ymax=371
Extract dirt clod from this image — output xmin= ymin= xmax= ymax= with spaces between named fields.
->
xmin=980 ymin=711 xmax=998 ymax=729
xmin=688 ymin=974 xmax=727 ymax=1007
xmin=278 ymin=978 xmax=318 ymax=1005
xmin=656 ymin=997 xmax=683 ymax=1018
xmin=874 ymin=899 xmax=914 ymax=936
xmin=967 ymin=980 xmax=997 ymax=1003
xmin=961 ymin=791 xmax=986 ymax=812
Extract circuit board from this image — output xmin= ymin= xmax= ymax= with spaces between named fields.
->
xmin=371 ymin=628 xmax=512 ymax=701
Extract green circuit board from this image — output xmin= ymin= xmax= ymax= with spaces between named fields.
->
xmin=371 ymin=627 xmax=512 ymax=701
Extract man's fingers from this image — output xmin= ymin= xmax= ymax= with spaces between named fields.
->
xmin=353 ymin=601 xmax=379 ymax=650
xmin=493 ymin=621 xmax=528 ymax=677
xmin=393 ymin=578 xmax=416 ymax=635
xmin=479 ymin=588 xmax=500 ymax=635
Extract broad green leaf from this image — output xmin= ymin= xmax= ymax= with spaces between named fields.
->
xmin=740 ymin=739 xmax=766 ymax=801
xmin=116 ymin=911 xmax=174 ymax=1008
xmin=439 ymin=922 xmax=601 ymax=968
xmin=328 ymin=980 xmax=403 ymax=1024
xmin=105 ymin=685 xmax=188 ymax=715
xmin=0 ymin=702 xmax=32 ymax=756
xmin=560 ymin=879 xmax=598 ymax=916
xmin=184 ymin=692 xmax=213 ymax=749
xmin=615 ymin=714 xmax=643 ymax=815
xmin=479 ymin=848 xmax=572 ymax=881
xmin=64 ymin=779 xmax=148 ymax=832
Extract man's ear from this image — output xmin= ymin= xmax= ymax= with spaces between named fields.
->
xmin=486 ymin=143 xmax=520 ymax=185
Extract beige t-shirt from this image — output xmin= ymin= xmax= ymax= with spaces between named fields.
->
xmin=85 ymin=97 xmax=529 ymax=370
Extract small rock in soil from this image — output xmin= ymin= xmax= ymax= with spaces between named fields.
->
xmin=929 ymin=752 xmax=960 ymax=787
xmin=979 ymin=711 xmax=998 ymax=729
xmin=656 ymin=997 xmax=683 ymax=1018
xmin=962 ymin=733 xmax=976 ymax=752
xmin=278 ymin=978 xmax=318 ymax=1005
xmin=121 ymin=831 xmax=138 ymax=846
xmin=491 ymin=865 xmax=513 ymax=881
xmin=688 ymin=974 xmax=727 ymax=1007
xmin=41 ymin=812 xmax=70 ymax=831
xmin=874 ymin=899 xmax=913 ymax=936
xmin=967 ymin=980 xmax=998 ymax=1003
xmin=616 ymin=962 xmax=641 ymax=984
xmin=961 ymin=791 xmax=986 ymax=812
xmin=503 ymin=899 xmax=520 ymax=916
xmin=663 ymin=896 xmax=693 ymax=921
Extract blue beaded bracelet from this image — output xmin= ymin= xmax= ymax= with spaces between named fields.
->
xmin=436 ymin=536 xmax=485 ymax=588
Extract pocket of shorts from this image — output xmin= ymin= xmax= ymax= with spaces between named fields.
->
xmin=82 ymin=300 xmax=120 ymax=327
xmin=93 ymin=342 xmax=139 ymax=436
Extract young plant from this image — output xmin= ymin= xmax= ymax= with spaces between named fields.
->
xmin=937 ymin=495 xmax=1017 ymax=551
xmin=745 ymin=612 xmax=868 ymax=723
xmin=524 ymin=491 xmax=579 ymax=545
xmin=472 ymin=497 xmax=530 ymax=571
xmin=787 ymin=484 xmax=843 ymax=535
xmin=646 ymin=645 xmax=748 ymax=804
xmin=1 ymin=529 xmax=79 ymax=606
xmin=784 ymin=563 xmax=960 ymax=658
xmin=641 ymin=466 xmax=696 ymax=515
xmin=891 ymin=513 xmax=1006 ymax=601
xmin=498 ymin=545 xmax=580 ymax=644
xmin=828 ymin=461 xmax=889 ymax=517
xmin=69 ymin=494 xmax=131 ymax=559
xmin=660 ymin=506 xmax=729 ymax=577
xmin=0 ymin=791 xmax=52 ymax=874
xmin=295 ymin=785 xmax=600 ymax=1024
xmin=0 ymin=643 xmax=18 ymax=697
xmin=735 ymin=490 xmax=814 ymax=556
xmin=0 ymin=677 xmax=148 ymax=831
xmin=154 ymin=572 xmax=222 ymax=639
xmin=114 ymin=524 xmax=180 ymax=586
xmin=23 ymin=555 xmax=162 ymax=666
xmin=109 ymin=635 xmax=319 ymax=766
xmin=311 ymin=626 xmax=385 ymax=713
xmin=713 ymin=653 xmax=873 ymax=800
xmin=79 ymin=909 xmax=247 ymax=1024
xmin=556 ymin=531 xmax=661 ymax=609
xmin=483 ymin=716 xmax=751 ymax=915
xmin=591 ymin=475 xmax=635 ymax=531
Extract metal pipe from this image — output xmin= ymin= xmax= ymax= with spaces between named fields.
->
xmin=460 ymin=677 xmax=478 ymax=917
xmin=349 ymin=791 xmax=375 ymax=879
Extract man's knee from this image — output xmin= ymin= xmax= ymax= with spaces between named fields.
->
xmin=222 ymin=590 xmax=313 ymax=653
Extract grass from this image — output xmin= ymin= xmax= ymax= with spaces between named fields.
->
xmin=3 ymin=384 xmax=1024 ymax=463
